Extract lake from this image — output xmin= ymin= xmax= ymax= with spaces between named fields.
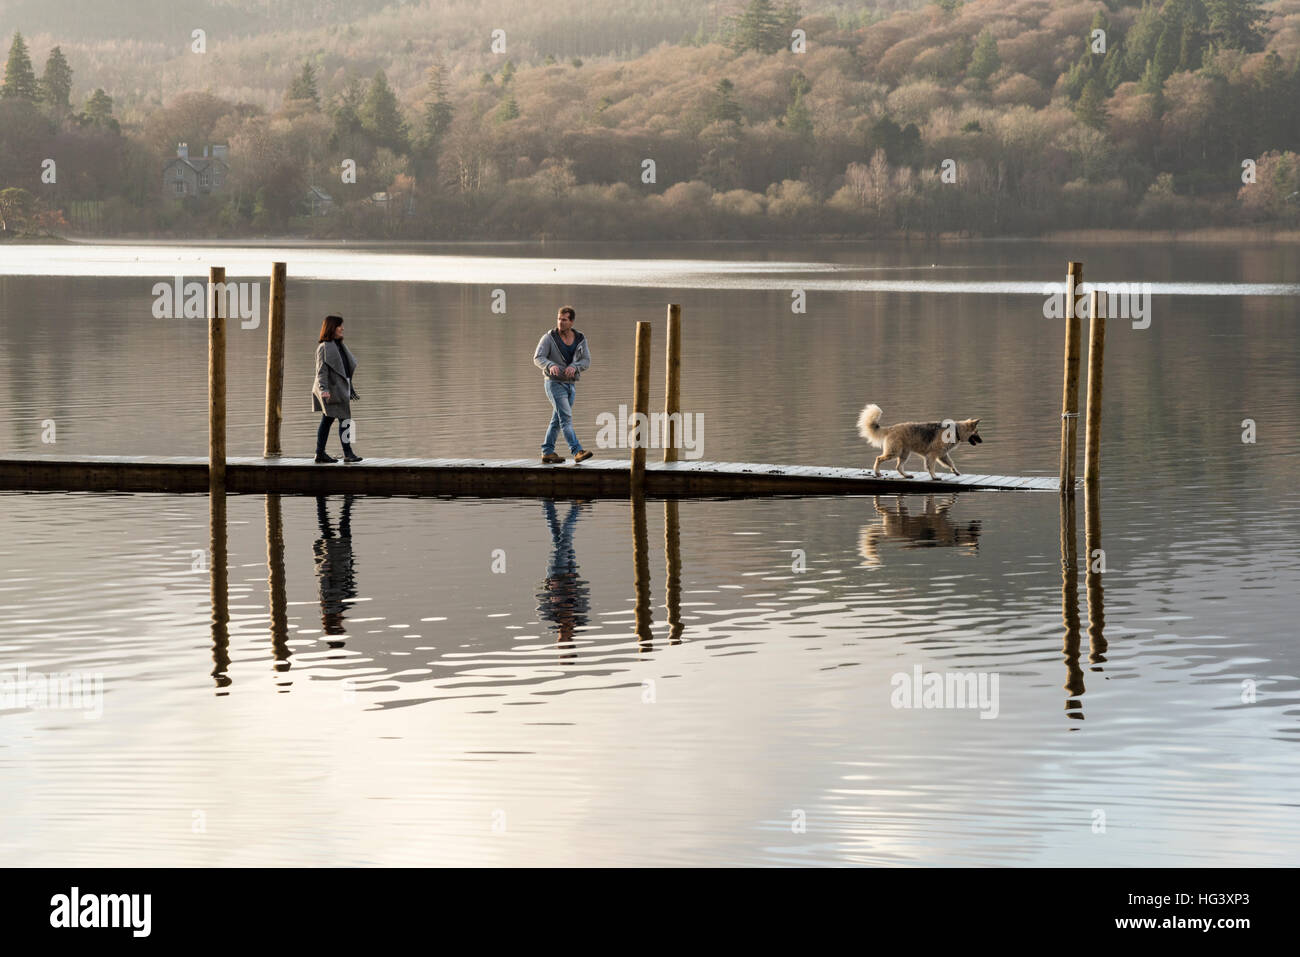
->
xmin=1 ymin=239 xmax=1298 ymax=865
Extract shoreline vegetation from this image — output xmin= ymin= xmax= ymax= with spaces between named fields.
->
xmin=8 ymin=226 xmax=1300 ymax=247
xmin=1 ymin=0 xmax=1297 ymax=243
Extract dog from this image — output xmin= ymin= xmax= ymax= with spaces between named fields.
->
xmin=857 ymin=403 xmax=982 ymax=479
xmin=858 ymin=494 xmax=982 ymax=565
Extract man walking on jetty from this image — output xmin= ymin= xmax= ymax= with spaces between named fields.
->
xmin=534 ymin=305 xmax=593 ymax=464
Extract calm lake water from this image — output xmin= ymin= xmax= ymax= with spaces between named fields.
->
xmin=1 ymin=239 xmax=1298 ymax=866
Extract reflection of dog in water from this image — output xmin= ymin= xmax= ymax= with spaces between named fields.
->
xmin=858 ymin=495 xmax=982 ymax=566
xmin=857 ymin=403 xmax=982 ymax=479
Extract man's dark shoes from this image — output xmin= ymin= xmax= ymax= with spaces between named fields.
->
xmin=315 ymin=452 xmax=338 ymax=464
xmin=573 ymin=450 xmax=594 ymax=463
xmin=542 ymin=452 xmax=566 ymax=464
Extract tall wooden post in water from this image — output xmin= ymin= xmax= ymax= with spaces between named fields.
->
xmin=209 ymin=480 xmax=230 ymax=687
xmin=664 ymin=304 xmax=681 ymax=463
xmin=208 ymin=266 xmax=227 ymax=490
xmin=664 ymin=500 xmax=683 ymax=642
xmin=263 ymin=262 xmax=287 ymax=457
xmin=1084 ymin=474 xmax=1107 ymax=667
xmin=631 ymin=321 xmax=652 ymax=494
xmin=1059 ymin=490 xmax=1083 ymax=702
xmin=632 ymin=492 xmax=652 ymax=648
xmin=1084 ymin=289 xmax=1105 ymax=486
xmin=1058 ymin=262 xmax=1083 ymax=493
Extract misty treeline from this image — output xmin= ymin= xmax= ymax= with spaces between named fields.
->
xmin=1 ymin=0 xmax=1297 ymax=239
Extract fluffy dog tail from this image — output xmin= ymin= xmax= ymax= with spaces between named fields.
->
xmin=857 ymin=403 xmax=885 ymax=446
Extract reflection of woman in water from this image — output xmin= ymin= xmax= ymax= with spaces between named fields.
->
xmin=314 ymin=495 xmax=358 ymax=645
xmin=536 ymin=499 xmax=591 ymax=653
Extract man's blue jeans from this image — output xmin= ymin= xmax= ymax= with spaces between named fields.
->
xmin=542 ymin=379 xmax=583 ymax=454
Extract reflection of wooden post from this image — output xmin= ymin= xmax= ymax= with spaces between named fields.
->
xmin=210 ymin=486 xmax=230 ymax=688
xmin=631 ymin=321 xmax=651 ymax=494
xmin=1084 ymin=478 xmax=1108 ymax=665
xmin=1060 ymin=491 xmax=1083 ymax=703
xmin=632 ymin=492 xmax=652 ymax=648
xmin=1084 ymin=289 xmax=1105 ymax=486
xmin=664 ymin=499 xmax=683 ymax=643
xmin=664 ymin=304 xmax=681 ymax=463
xmin=209 ymin=266 xmax=227 ymax=490
xmin=1059 ymin=262 xmax=1082 ymax=493
xmin=263 ymin=262 xmax=287 ymax=458
xmin=266 ymin=493 xmax=290 ymax=670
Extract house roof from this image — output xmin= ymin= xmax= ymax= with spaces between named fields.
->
xmin=162 ymin=157 xmax=229 ymax=172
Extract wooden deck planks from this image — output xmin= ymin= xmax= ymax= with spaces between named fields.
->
xmin=0 ymin=454 xmax=1069 ymax=498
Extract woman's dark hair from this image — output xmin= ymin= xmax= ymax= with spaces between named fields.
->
xmin=319 ymin=315 xmax=344 ymax=343
xmin=558 ymin=306 xmax=576 ymax=320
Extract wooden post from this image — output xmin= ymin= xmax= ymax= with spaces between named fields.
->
xmin=1059 ymin=490 xmax=1083 ymax=701
xmin=209 ymin=485 xmax=230 ymax=688
xmin=263 ymin=262 xmax=287 ymax=458
xmin=266 ymin=493 xmax=290 ymax=669
xmin=1084 ymin=288 xmax=1105 ymax=486
xmin=208 ymin=266 xmax=226 ymax=490
xmin=1084 ymin=475 xmax=1108 ymax=665
xmin=632 ymin=491 xmax=652 ymax=648
xmin=631 ymin=321 xmax=651 ymax=494
xmin=1059 ymin=262 xmax=1083 ymax=493
xmin=664 ymin=499 xmax=683 ymax=643
xmin=663 ymin=304 xmax=681 ymax=463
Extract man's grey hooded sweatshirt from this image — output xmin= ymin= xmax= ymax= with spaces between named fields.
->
xmin=533 ymin=329 xmax=591 ymax=381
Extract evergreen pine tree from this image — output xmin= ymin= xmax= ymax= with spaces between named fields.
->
xmin=1153 ymin=25 xmax=1179 ymax=83
xmin=286 ymin=62 xmax=319 ymax=107
xmin=1140 ymin=59 xmax=1166 ymax=108
xmin=1205 ymin=0 xmax=1268 ymax=53
xmin=1063 ymin=58 xmax=1091 ymax=102
xmin=1103 ymin=46 xmax=1125 ymax=91
xmin=361 ymin=70 xmax=409 ymax=153
xmin=1076 ymin=76 xmax=1108 ymax=129
xmin=40 ymin=45 xmax=72 ymax=110
xmin=968 ymin=29 xmax=1001 ymax=87
xmin=1124 ymin=2 xmax=1165 ymax=82
xmin=729 ymin=0 xmax=785 ymax=54
xmin=1253 ymin=49 xmax=1286 ymax=151
xmin=1090 ymin=9 xmax=1111 ymax=42
xmin=2 ymin=32 xmax=39 ymax=100
xmin=422 ymin=63 xmax=454 ymax=148
xmin=709 ymin=78 xmax=743 ymax=125
xmin=80 ymin=88 xmax=118 ymax=132
xmin=783 ymin=89 xmax=813 ymax=138
xmin=330 ymin=74 xmax=365 ymax=151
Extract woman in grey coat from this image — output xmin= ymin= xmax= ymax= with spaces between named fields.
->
xmin=312 ymin=314 xmax=363 ymax=463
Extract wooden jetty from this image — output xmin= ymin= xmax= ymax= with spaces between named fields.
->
xmin=0 ymin=261 xmax=1101 ymax=501
xmin=0 ymin=454 xmax=1064 ymax=498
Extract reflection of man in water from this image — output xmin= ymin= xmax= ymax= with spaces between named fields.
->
xmin=536 ymin=499 xmax=591 ymax=653
xmin=314 ymin=495 xmax=358 ymax=645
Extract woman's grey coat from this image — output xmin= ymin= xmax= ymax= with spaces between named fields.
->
xmin=312 ymin=340 xmax=358 ymax=419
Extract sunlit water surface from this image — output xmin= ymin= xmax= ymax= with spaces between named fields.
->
xmin=1 ymin=239 xmax=1297 ymax=865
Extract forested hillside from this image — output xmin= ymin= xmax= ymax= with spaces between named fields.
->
xmin=1 ymin=0 xmax=1296 ymax=239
